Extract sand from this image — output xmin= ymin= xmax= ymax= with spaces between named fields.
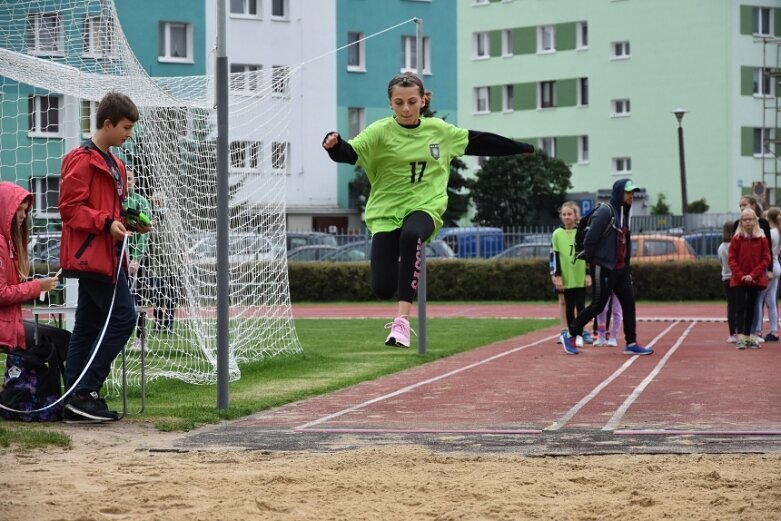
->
xmin=1 ymin=421 xmax=780 ymax=520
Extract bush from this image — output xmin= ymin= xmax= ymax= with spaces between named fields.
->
xmin=287 ymin=260 xmax=723 ymax=302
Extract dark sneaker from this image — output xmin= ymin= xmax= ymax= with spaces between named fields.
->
xmin=65 ymin=392 xmax=119 ymax=422
xmin=764 ymin=333 xmax=779 ymax=342
xmin=624 ymin=343 xmax=654 ymax=356
xmin=63 ymin=407 xmax=106 ymax=424
xmin=560 ymin=331 xmax=580 ymax=355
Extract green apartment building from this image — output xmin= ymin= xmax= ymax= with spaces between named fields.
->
xmin=457 ymin=0 xmax=781 ymax=214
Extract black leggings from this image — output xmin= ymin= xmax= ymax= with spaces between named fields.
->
xmin=570 ymin=265 xmax=637 ymax=344
xmin=733 ymin=285 xmax=760 ymax=335
xmin=563 ymin=287 xmax=586 ymax=327
xmin=370 ymin=211 xmax=434 ymax=303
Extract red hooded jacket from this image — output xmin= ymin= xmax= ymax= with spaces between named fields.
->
xmin=58 ymin=143 xmax=128 ymax=283
xmin=0 ymin=182 xmax=40 ymax=350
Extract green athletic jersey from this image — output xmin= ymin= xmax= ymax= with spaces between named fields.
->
xmin=551 ymin=227 xmax=587 ymax=289
xmin=349 ymin=116 xmax=469 ymax=239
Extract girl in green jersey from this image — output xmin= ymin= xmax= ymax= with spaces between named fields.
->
xmin=324 ymin=73 xmax=534 ymax=347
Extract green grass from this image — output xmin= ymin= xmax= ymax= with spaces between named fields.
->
xmin=0 ymin=425 xmax=70 ymax=450
xmin=1 ymin=317 xmax=554 ymax=447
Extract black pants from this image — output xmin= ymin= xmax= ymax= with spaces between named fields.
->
xmin=563 ymin=287 xmax=586 ymax=327
xmin=370 ymin=211 xmax=434 ymax=303
xmin=723 ymin=280 xmax=739 ymax=336
xmin=569 ymin=265 xmax=637 ymax=345
xmin=733 ymin=285 xmax=760 ymax=336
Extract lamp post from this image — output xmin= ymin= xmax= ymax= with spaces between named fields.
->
xmin=672 ymin=108 xmax=688 ymax=215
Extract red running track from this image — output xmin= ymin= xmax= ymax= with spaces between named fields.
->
xmin=235 ymin=303 xmax=781 ymax=436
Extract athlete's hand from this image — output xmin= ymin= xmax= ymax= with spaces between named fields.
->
xmin=553 ymin=275 xmax=563 ymax=291
xmin=37 ymin=277 xmax=58 ymax=292
xmin=585 ymin=274 xmax=592 ymax=288
xmin=322 ymin=132 xmax=339 ymax=150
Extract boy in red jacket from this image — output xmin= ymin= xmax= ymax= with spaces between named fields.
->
xmin=58 ymin=92 xmax=150 ymax=423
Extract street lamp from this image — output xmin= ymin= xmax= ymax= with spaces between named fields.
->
xmin=672 ymin=108 xmax=688 ymax=215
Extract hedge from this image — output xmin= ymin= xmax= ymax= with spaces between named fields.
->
xmin=288 ymin=259 xmax=724 ymax=302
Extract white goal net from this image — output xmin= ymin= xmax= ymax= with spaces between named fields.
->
xmin=0 ymin=0 xmax=303 ymax=394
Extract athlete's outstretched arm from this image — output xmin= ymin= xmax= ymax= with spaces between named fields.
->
xmin=322 ymin=132 xmax=358 ymax=165
xmin=464 ymin=130 xmax=534 ymax=156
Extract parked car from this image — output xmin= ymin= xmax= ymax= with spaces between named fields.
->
xmin=322 ymin=239 xmax=455 ymax=262
xmin=437 ymin=227 xmax=504 ymax=258
xmin=491 ymin=243 xmax=550 ymax=260
xmin=287 ymin=245 xmax=339 ymax=261
xmin=683 ymin=230 xmax=722 ymax=259
xmin=286 ymin=231 xmax=338 ymax=251
xmin=631 ymin=234 xmax=696 ymax=263
xmin=29 ymin=232 xmax=61 ymax=265
xmin=189 ymin=233 xmax=278 ymax=265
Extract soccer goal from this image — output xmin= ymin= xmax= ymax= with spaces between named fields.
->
xmin=0 ymin=0 xmax=302 ymax=394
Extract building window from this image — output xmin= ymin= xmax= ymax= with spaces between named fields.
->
xmin=230 ymin=64 xmax=262 ymax=92
xmin=31 ymin=177 xmax=60 ymax=217
xmin=80 ymin=100 xmax=98 ymax=137
xmin=611 ymin=99 xmax=631 ymax=117
xmin=503 ymin=85 xmax=514 ymax=112
xmin=83 ymin=16 xmax=116 ymax=57
xmin=26 ymin=12 xmax=63 ymax=55
xmin=474 ymin=87 xmax=489 ymax=113
xmin=230 ymin=0 xmax=260 ymax=17
xmin=271 ymin=0 xmax=289 ymax=20
xmin=502 ymin=30 xmax=513 ymax=57
xmin=271 ymin=65 xmax=289 ymax=96
xmin=538 ymin=137 xmax=556 ymax=157
xmin=537 ymin=25 xmax=555 ymax=53
xmin=28 ymin=95 xmax=61 ymax=136
xmin=754 ymin=7 xmax=773 ymax=36
xmin=578 ymin=77 xmax=589 ymax=106
xmin=473 ymin=0 xmax=489 ymax=5
xmin=754 ymin=128 xmax=775 ymax=156
xmin=578 ymin=136 xmax=589 ymax=164
xmin=611 ymin=41 xmax=631 ymax=59
xmin=473 ymin=32 xmax=489 ymax=59
xmin=401 ymin=36 xmax=431 ymax=74
xmin=347 ymin=107 xmax=365 ymax=139
xmin=754 ymin=68 xmax=773 ymax=97
xmin=347 ymin=32 xmax=366 ymax=71
xmin=271 ymin=141 xmax=289 ymax=172
xmin=159 ymin=22 xmax=193 ymax=62
xmin=539 ymin=81 xmax=556 ymax=109
xmin=230 ymin=141 xmax=261 ymax=170
xmin=613 ymin=157 xmax=632 ymax=175
xmin=576 ymin=21 xmax=588 ymax=49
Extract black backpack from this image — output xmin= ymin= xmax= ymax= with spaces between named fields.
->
xmin=0 ymin=321 xmax=69 ymax=422
xmin=573 ymin=203 xmax=616 ymax=262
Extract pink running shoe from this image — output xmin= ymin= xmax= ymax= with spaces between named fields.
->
xmin=384 ymin=316 xmax=415 ymax=348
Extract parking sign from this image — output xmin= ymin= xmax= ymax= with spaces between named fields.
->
xmin=579 ymin=199 xmax=593 ymax=216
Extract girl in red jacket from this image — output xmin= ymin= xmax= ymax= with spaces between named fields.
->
xmin=729 ymin=208 xmax=771 ymax=349
xmin=0 ymin=182 xmax=58 ymax=351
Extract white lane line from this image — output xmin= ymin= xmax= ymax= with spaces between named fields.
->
xmin=602 ymin=320 xmax=697 ymax=431
xmin=544 ymin=322 xmax=679 ymax=431
xmin=296 ymin=333 xmax=558 ymax=431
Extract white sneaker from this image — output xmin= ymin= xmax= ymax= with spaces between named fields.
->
xmin=127 ymin=338 xmax=143 ymax=353
xmin=751 ymin=334 xmax=765 ymax=344
xmin=575 ymin=335 xmax=584 ymax=348
xmin=606 ymin=338 xmax=618 ymax=347
xmin=726 ymin=335 xmax=737 ymax=343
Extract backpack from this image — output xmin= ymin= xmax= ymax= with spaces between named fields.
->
xmin=573 ymin=203 xmax=616 ymax=263
xmin=0 ymin=321 xmax=69 ymax=422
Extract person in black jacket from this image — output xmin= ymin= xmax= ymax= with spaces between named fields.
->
xmin=560 ymin=178 xmax=653 ymax=356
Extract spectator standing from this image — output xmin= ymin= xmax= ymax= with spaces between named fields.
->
xmin=752 ymin=207 xmax=781 ymax=342
xmin=551 ymin=202 xmax=592 ymax=347
xmin=58 ymin=92 xmax=150 ymax=423
xmin=718 ymin=220 xmax=739 ymax=343
xmin=593 ymin=294 xmax=623 ymax=347
xmin=125 ymin=168 xmax=152 ymax=351
xmin=729 ymin=208 xmax=770 ymax=349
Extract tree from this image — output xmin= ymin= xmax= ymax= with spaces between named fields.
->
xmin=686 ymin=198 xmax=709 ymax=214
xmin=650 ymin=193 xmax=671 ymax=215
xmin=466 ymin=151 xmax=572 ymax=227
